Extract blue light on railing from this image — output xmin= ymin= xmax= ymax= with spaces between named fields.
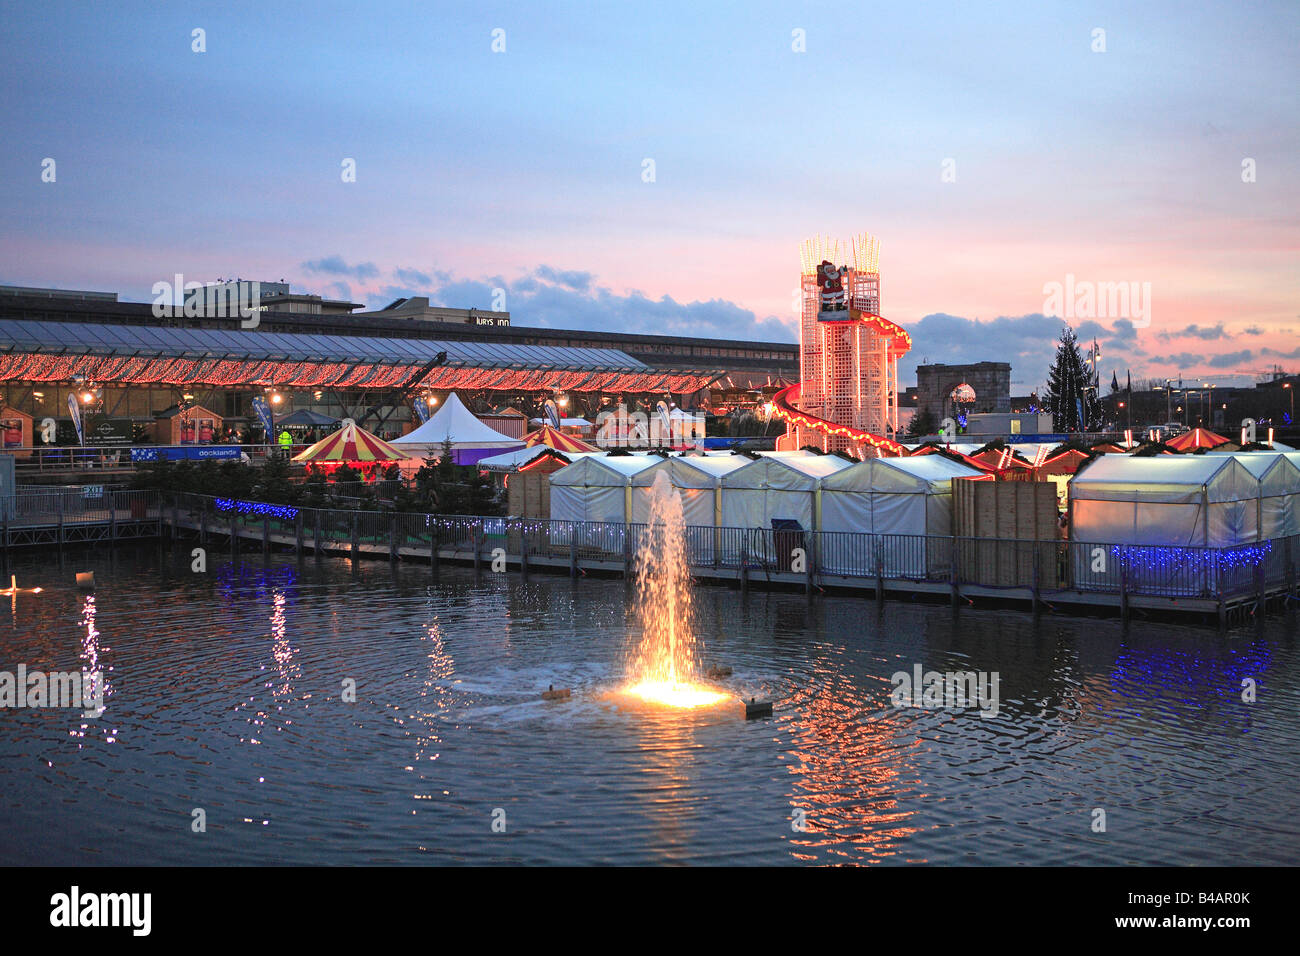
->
xmin=214 ymin=498 xmax=299 ymax=521
xmin=1108 ymin=541 xmax=1272 ymax=571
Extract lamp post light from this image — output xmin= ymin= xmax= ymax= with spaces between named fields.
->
xmin=1285 ymin=382 xmax=1294 ymax=423
xmin=265 ymin=388 xmax=284 ymax=455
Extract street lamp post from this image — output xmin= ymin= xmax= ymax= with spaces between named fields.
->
xmin=1285 ymin=383 xmax=1294 ymax=423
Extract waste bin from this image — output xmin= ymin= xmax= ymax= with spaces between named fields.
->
xmin=771 ymin=517 xmax=803 ymax=572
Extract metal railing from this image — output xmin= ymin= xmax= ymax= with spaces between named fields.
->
xmin=10 ymin=444 xmax=295 ymax=473
xmin=150 ymin=492 xmax=1299 ymax=605
xmin=1 ymin=487 xmax=159 ymax=528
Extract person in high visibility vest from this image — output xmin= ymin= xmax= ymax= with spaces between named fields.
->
xmin=278 ymin=430 xmax=292 ymax=451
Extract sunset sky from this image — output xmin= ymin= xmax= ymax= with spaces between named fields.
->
xmin=1 ymin=0 xmax=1296 ymax=392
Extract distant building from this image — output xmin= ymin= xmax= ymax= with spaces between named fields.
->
xmin=361 ymin=297 xmax=510 ymax=327
xmin=0 ymin=285 xmax=117 ymax=303
xmin=964 ymin=411 xmax=1054 ymax=438
xmin=183 ymin=280 xmax=362 ymax=316
xmin=916 ymin=362 xmax=1011 ymax=424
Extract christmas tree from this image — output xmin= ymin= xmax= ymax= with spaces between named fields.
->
xmin=1044 ymin=325 xmax=1101 ymax=432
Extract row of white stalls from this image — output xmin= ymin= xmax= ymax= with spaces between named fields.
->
xmin=547 ymin=451 xmax=987 ymax=574
xmin=1067 ymin=452 xmax=1300 ymax=591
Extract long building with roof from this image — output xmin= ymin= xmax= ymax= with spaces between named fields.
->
xmin=0 ymin=285 xmax=797 ymax=441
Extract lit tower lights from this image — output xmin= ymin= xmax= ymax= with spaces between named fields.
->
xmin=774 ymin=233 xmax=910 ymax=456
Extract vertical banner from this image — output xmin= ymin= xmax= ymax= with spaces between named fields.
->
xmin=250 ymin=396 xmax=274 ymax=438
xmin=543 ymin=399 xmax=560 ymax=429
xmin=413 ymin=398 xmax=432 ymax=424
xmin=655 ymin=400 xmax=672 ymax=446
xmin=67 ymin=393 xmax=84 ymax=445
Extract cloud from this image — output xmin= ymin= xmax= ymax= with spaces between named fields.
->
xmin=1243 ymin=326 xmax=1265 ymax=335
xmin=904 ymin=313 xmax=1154 ymax=391
xmin=412 ymin=269 xmax=795 ymax=343
xmin=324 ymin=281 xmax=353 ymax=302
xmin=300 ymin=256 xmax=379 ymax=280
xmin=1206 ymin=350 xmax=1254 ymax=369
xmin=1262 ymin=345 xmax=1300 ymax=360
xmin=534 ymin=265 xmax=594 ymax=292
xmin=1156 ymin=323 xmax=1229 ymax=342
xmin=394 ymin=267 xmax=433 ymax=287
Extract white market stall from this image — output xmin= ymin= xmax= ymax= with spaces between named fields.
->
xmin=629 ymin=454 xmax=748 ymax=526
xmin=819 ymin=456 xmax=988 ymax=576
xmin=1068 ymin=455 xmax=1262 ymax=593
xmin=1069 ymin=455 xmax=1260 ymax=547
xmin=720 ymin=454 xmax=853 ymax=531
xmin=393 ymin=392 xmax=522 ymax=464
xmin=717 ymin=454 xmax=854 ymax=565
xmin=630 ymin=454 xmax=750 ymax=564
xmin=548 ymin=455 xmax=661 ymax=553
xmin=1208 ymin=451 xmax=1300 ymax=539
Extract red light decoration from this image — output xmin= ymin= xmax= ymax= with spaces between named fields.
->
xmin=0 ymin=351 xmax=716 ymax=396
xmin=771 ymin=383 xmax=906 ymax=456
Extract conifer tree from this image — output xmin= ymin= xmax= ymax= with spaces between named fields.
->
xmin=1044 ymin=325 xmax=1100 ymax=432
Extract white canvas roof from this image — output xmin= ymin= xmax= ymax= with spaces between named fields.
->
xmin=548 ymin=454 xmax=661 ymax=525
xmin=631 ymin=454 xmax=749 ymax=488
xmin=1069 ymin=454 xmax=1260 ymax=546
xmin=823 ymin=455 xmax=986 ymax=494
xmin=721 ymin=454 xmax=854 ymax=491
xmin=394 ymin=392 xmax=521 ymax=451
xmin=549 ymin=454 xmax=661 ymax=486
xmin=1070 ymin=455 xmax=1257 ymax=503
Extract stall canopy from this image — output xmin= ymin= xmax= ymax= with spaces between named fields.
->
xmin=275 ymin=409 xmax=340 ymax=427
xmin=479 ymin=445 xmax=599 ymax=472
xmin=1208 ymin=451 xmax=1300 ymax=538
xmin=525 ymin=424 xmax=599 ymax=453
xmin=548 ymin=454 xmax=662 ymax=524
xmin=629 ymin=454 xmax=749 ymax=526
xmin=718 ymin=454 xmax=854 ymax=531
xmin=819 ymin=456 xmax=987 ymax=576
xmin=1068 ymin=455 xmax=1259 ymax=546
xmin=291 ymin=420 xmax=407 ymax=463
xmin=820 ymin=456 xmax=987 ymax=536
xmin=392 ymin=392 xmax=522 ymax=462
xmin=1167 ymin=427 xmax=1230 ymax=452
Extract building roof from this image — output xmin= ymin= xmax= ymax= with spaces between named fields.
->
xmin=0 ymin=317 xmax=647 ymax=369
xmin=0 ymin=318 xmax=724 ymax=393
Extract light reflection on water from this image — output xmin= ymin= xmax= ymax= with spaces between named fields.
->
xmin=0 ymin=544 xmax=1297 ymax=866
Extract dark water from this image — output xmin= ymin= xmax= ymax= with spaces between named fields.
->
xmin=1 ymin=544 xmax=1296 ymax=866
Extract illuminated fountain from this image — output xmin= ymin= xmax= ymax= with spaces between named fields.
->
xmin=624 ymin=472 xmax=729 ymax=709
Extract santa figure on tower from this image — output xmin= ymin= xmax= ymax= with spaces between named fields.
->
xmin=816 ymin=260 xmax=848 ymax=311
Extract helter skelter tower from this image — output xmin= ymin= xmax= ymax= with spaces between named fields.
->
xmin=774 ymin=233 xmax=911 ymax=457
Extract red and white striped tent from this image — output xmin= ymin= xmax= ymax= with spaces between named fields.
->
xmin=292 ymin=419 xmax=408 ymax=463
xmin=1166 ymin=427 xmax=1231 ymax=452
xmin=524 ymin=424 xmax=599 ymax=453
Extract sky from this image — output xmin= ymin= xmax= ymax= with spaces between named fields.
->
xmin=1 ymin=0 xmax=1296 ymax=392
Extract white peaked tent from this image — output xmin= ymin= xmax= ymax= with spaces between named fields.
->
xmin=719 ymin=454 xmax=854 ymax=531
xmin=392 ymin=392 xmax=521 ymax=458
xmin=820 ymin=456 xmax=986 ymax=576
xmin=548 ymin=455 xmax=662 ymax=524
xmin=1069 ymin=455 xmax=1260 ymax=547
